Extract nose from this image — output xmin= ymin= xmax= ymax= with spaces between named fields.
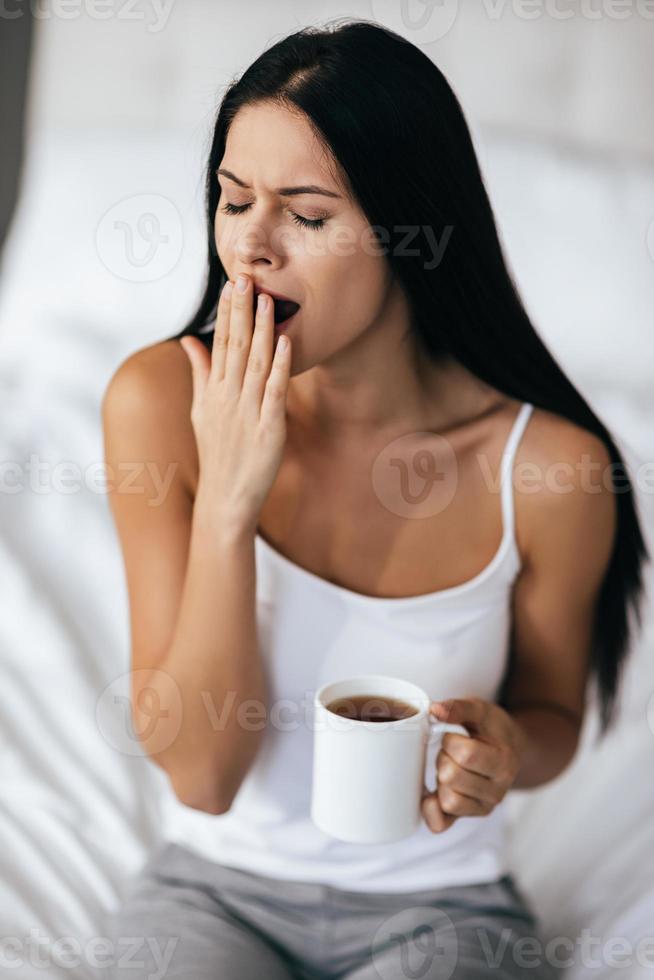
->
xmin=233 ymin=211 xmax=283 ymax=268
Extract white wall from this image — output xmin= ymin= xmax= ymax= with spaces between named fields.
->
xmin=24 ymin=0 xmax=654 ymax=159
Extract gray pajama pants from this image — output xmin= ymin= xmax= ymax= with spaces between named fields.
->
xmin=102 ymin=841 xmax=558 ymax=979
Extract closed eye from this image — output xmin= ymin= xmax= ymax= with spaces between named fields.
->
xmin=220 ymin=201 xmax=326 ymax=231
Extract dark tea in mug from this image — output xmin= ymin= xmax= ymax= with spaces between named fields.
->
xmin=325 ymin=694 xmax=418 ymax=723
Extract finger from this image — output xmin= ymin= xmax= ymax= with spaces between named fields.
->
xmin=209 ymin=278 xmax=234 ymax=384
xmin=420 ymin=787 xmax=457 ymax=834
xmin=224 ymin=273 xmax=254 ymax=395
xmin=260 ymin=333 xmax=291 ymax=424
xmin=179 ymin=336 xmax=210 ymax=407
xmin=431 ymin=697 xmax=504 ymax=743
xmin=241 ymin=291 xmax=275 ymax=405
xmin=436 ymin=784 xmax=493 ymax=818
xmin=440 ymin=736 xmax=501 ymax=778
xmin=436 ymin=752 xmax=500 ymax=806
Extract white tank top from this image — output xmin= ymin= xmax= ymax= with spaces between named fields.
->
xmin=161 ymin=402 xmax=535 ymax=892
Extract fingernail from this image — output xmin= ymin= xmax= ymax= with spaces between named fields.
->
xmin=223 ymin=281 xmax=233 ymax=298
xmin=237 ymin=274 xmax=248 ymax=293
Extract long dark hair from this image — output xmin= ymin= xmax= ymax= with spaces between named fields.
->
xmin=169 ymin=18 xmax=649 ymax=740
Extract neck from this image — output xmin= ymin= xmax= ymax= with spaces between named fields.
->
xmin=288 ymin=344 xmax=498 ymax=454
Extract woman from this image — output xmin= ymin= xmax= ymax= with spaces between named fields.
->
xmin=101 ymin=19 xmax=647 ymax=980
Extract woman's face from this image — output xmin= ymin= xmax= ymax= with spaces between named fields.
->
xmin=214 ymin=102 xmax=402 ymax=373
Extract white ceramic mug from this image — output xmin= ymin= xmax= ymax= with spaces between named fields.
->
xmin=311 ymin=674 xmax=470 ymax=844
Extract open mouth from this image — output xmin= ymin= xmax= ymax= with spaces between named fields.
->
xmin=253 ymin=294 xmax=301 ymax=327
xmin=272 ymin=298 xmax=300 ymax=325
xmin=274 ymin=299 xmax=300 ymax=330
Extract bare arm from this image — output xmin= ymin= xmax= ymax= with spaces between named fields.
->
xmin=151 ymin=501 xmax=268 ymax=813
xmin=421 ymin=422 xmax=618 ymax=834
xmin=102 ymin=344 xmax=266 ymax=812
xmin=499 ymin=425 xmax=617 ymax=788
xmin=102 ymin=275 xmax=291 ymax=813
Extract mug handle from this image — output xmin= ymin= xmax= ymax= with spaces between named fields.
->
xmin=422 ymin=719 xmax=470 ymax=797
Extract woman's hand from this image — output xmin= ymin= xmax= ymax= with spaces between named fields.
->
xmin=179 ymin=273 xmax=292 ymax=532
xmin=420 ymin=697 xmax=526 ymax=834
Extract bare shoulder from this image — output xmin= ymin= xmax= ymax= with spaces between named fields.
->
xmin=102 ymin=337 xmax=192 ymax=405
xmin=514 ymin=405 xmax=617 ymax=585
xmin=101 ymin=338 xmax=197 ymax=494
xmin=517 ymin=405 xmax=612 ymax=473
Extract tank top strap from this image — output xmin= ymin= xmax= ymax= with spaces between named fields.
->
xmin=499 ymin=402 xmax=534 ymax=544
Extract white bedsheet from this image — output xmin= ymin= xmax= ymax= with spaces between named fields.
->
xmin=0 ymin=125 xmax=652 ymax=979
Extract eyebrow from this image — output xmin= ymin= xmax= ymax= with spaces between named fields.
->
xmin=217 ymin=168 xmax=342 ymax=199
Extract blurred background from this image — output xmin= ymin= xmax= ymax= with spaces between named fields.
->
xmin=1 ymin=2 xmax=653 ymax=977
